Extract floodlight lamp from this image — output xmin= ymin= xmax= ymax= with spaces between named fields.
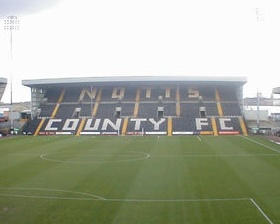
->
xmin=4 ymin=15 xmax=20 ymax=30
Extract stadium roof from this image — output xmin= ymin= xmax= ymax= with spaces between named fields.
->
xmin=273 ymin=87 xmax=280 ymax=94
xmin=0 ymin=77 xmax=7 ymax=84
xmin=0 ymin=77 xmax=7 ymax=102
xmin=22 ymin=76 xmax=247 ymax=88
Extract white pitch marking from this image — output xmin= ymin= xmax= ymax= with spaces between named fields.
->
xmin=0 ymin=188 xmax=275 ymax=223
xmin=0 ymin=187 xmax=106 ymax=200
xmin=105 ymin=197 xmax=250 ymax=203
xmin=240 ymin=136 xmax=280 ymax=154
xmin=150 ymin=154 xmax=279 ymax=158
xmin=250 ymin=198 xmax=274 ymax=224
xmin=0 ymin=189 xmax=249 ymax=203
xmin=196 ymin=135 xmax=202 ymax=141
xmin=40 ymin=151 xmax=150 ymax=164
xmin=11 ymin=153 xmax=40 ymax=156
xmin=0 ymin=193 xmax=105 ymax=201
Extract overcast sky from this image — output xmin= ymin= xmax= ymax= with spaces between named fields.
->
xmin=0 ymin=0 xmax=280 ymax=103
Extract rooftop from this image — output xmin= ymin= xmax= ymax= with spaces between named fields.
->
xmin=22 ymin=76 xmax=247 ymax=88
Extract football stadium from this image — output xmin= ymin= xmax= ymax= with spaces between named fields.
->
xmin=1 ymin=75 xmax=280 ymax=223
xmin=21 ymin=76 xmax=248 ymax=136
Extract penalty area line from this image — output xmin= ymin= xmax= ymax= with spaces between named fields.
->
xmin=105 ymin=197 xmax=249 ymax=202
xmin=250 ymin=198 xmax=274 ymax=224
xmin=0 ymin=193 xmax=106 ymax=201
xmin=0 ymin=192 xmax=249 ymax=203
xmin=0 ymin=189 xmax=274 ymax=224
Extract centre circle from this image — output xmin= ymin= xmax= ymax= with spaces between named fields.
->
xmin=40 ymin=150 xmax=150 ymax=163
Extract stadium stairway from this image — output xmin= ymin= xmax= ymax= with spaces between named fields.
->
xmin=215 ymin=89 xmax=224 ymax=117
xmin=76 ymin=118 xmax=86 ymax=136
xmin=211 ymin=117 xmax=218 ymax=136
xmin=168 ymin=117 xmax=172 ymax=136
xmin=50 ymin=88 xmax=66 ymax=118
xmin=239 ymin=117 xmax=248 ymax=136
xmin=133 ymin=88 xmax=141 ymax=117
xmin=176 ymin=87 xmax=181 ymax=117
xmin=92 ymin=89 xmax=102 ymax=117
xmin=121 ymin=117 xmax=129 ymax=136
xmin=34 ymin=118 xmax=45 ymax=136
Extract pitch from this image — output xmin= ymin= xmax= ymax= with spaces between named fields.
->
xmin=1 ymin=135 xmax=280 ymax=223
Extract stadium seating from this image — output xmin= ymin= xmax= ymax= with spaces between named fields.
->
xmin=44 ymin=87 xmax=61 ymax=103
xmin=38 ymin=104 xmax=56 ymax=118
xmin=22 ymin=118 xmax=42 ymax=135
xmin=63 ymin=88 xmax=82 ymax=102
xmin=221 ymin=103 xmax=242 ymax=116
xmin=22 ymin=84 xmax=247 ymax=136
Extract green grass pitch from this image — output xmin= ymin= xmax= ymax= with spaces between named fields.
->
xmin=1 ymin=135 xmax=280 ymax=224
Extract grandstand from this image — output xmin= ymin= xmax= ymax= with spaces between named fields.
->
xmin=0 ymin=77 xmax=7 ymax=103
xmin=0 ymin=78 xmax=8 ymax=135
xmin=21 ymin=76 xmax=248 ymax=136
xmin=273 ymin=87 xmax=280 ymax=96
